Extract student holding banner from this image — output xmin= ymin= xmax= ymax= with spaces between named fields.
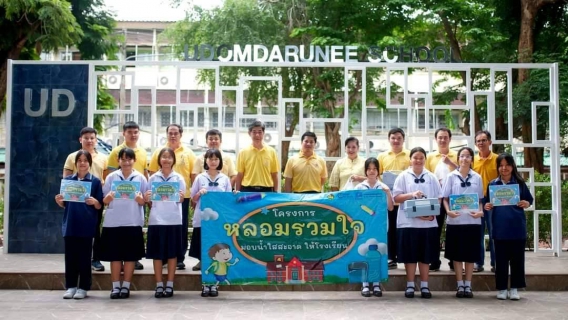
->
xmin=191 ymin=149 xmax=233 ymax=298
xmin=283 ymin=131 xmax=327 ymax=193
xmin=392 ymin=147 xmax=441 ymax=299
xmin=101 ymin=148 xmax=148 ymax=299
xmin=484 ymin=153 xmax=533 ymax=301
xmin=63 ymin=127 xmax=107 ymax=272
xmin=329 ymin=137 xmax=366 ymax=191
xmin=354 ymin=157 xmax=393 ymax=297
xmin=144 ymin=147 xmax=186 ymax=298
xmin=441 ymin=147 xmax=483 ymax=298
xmin=56 ymin=150 xmax=103 ymax=300
xmin=378 ymin=128 xmax=410 ymax=269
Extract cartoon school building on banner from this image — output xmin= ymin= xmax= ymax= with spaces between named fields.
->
xmin=266 ymin=255 xmax=324 ymax=284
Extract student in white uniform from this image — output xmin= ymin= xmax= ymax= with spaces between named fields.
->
xmin=101 ymin=148 xmax=148 ymax=299
xmin=392 ymin=147 xmax=442 ymax=299
xmin=354 ymin=157 xmax=393 ymax=298
xmin=191 ymin=149 xmax=232 ymax=298
xmin=441 ymin=147 xmax=484 ymax=298
xmin=145 ymin=147 xmax=186 ymax=298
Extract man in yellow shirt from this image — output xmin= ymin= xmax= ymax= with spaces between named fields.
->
xmin=149 ymin=124 xmax=196 ymax=270
xmin=425 ymin=128 xmax=458 ymax=272
xmin=235 ymin=120 xmax=280 ymax=192
xmin=191 ymin=129 xmax=237 ymax=186
xmin=284 ymin=131 xmax=327 ymax=193
xmin=63 ymin=127 xmax=107 ymax=272
xmin=105 ymin=121 xmax=148 ymax=180
xmin=473 ymin=130 xmax=499 ymax=272
xmin=377 ymin=128 xmax=410 ymax=269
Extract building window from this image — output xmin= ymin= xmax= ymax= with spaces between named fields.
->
xmin=224 ymin=112 xmax=234 ymax=128
xmin=161 ymin=111 xmax=175 ymax=127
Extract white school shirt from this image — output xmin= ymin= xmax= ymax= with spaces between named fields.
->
xmin=355 ymin=180 xmax=389 ymax=191
xmin=103 ymin=170 xmax=148 ymax=227
xmin=147 ymin=170 xmax=186 ymax=226
xmin=441 ymin=169 xmax=483 ymax=226
xmin=392 ymin=168 xmax=442 ymax=229
xmin=190 ymin=172 xmax=232 ymax=228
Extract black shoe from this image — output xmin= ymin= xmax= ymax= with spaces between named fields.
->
xmin=134 ymin=261 xmax=144 ymax=270
xmin=177 ymin=262 xmax=186 ymax=270
xmin=110 ymin=288 xmax=121 ymax=299
xmin=456 ymin=286 xmax=465 ymax=298
xmin=201 ymin=285 xmax=210 ymax=297
xmin=473 ymin=265 xmax=484 ymax=272
xmin=209 ymin=285 xmax=219 ymax=297
xmin=154 ymin=286 xmax=164 ymax=298
xmin=429 ymin=264 xmax=440 ymax=272
xmin=119 ymin=287 xmax=130 ymax=299
xmin=372 ymin=285 xmax=382 ymax=297
xmin=163 ymin=287 xmax=174 ymax=298
xmin=491 ymin=266 xmax=496 ymax=273
xmin=404 ymin=287 xmax=415 ymax=298
xmin=388 ymin=260 xmax=397 ymax=269
xmin=361 ymin=286 xmax=371 ymax=297
xmin=420 ymin=287 xmax=432 ymax=299
xmin=463 ymin=286 xmax=473 ymax=298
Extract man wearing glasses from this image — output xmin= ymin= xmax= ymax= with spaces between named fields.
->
xmin=425 ymin=128 xmax=458 ymax=271
xmin=472 ymin=130 xmax=499 ymax=272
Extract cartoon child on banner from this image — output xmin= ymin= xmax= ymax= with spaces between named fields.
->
xmin=205 ymin=243 xmax=240 ymax=285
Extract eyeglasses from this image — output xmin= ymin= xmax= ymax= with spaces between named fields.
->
xmin=475 ymin=139 xmax=488 ymax=144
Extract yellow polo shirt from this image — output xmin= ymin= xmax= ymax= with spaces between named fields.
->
xmin=64 ymin=151 xmax=107 ymax=181
xmin=149 ymin=144 xmax=196 ymax=198
xmin=107 ymin=142 xmax=148 ymax=174
xmin=192 ymin=151 xmax=237 ymax=177
xmin=378 ymin=149 xmax=410 ymax=175
xmin=425 ymin=150 xmax=458 ymax=173
xmin=329 ymin=156 xmax=365 ymax=190
xmin=237 ymin=144 xmax=279 ymax=187
xmin=284 ymin=151 xmax=327 ymax=192
xmin=473 ymin=152 xmax=499 ymax=196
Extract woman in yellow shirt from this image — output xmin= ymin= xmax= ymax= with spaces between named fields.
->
xmin=329 ymin=137 xmax=366 ymax=191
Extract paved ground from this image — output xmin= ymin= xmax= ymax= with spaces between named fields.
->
xmin=1 ymin=290 xmax=567 ymax=319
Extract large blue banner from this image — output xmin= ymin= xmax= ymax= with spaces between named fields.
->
xmin=8 ymin=64 xmax=89 ymax=253
xmin=201 ymin=190 xmax=388 ymax=285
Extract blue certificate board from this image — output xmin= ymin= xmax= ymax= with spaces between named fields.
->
xmin=151 ymin=181 xmax=180 ymax=202
xmin=60 ymin=180 xmax=91 ymax=203
xmin=449 ymin=193 xmax=480 ymax=211
xmin=489 ymin=184 xmax=520 ymax=206
xmin=111 ymin=181 xmax=141 ymax=200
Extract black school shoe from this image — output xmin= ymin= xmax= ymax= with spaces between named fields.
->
xmin=110 ymin=288 xmax=121 ymax=299
xmin=119 ymin=287 xmax=130 ymax=299
xmin=420 ymin=287 xmax=432 ymax=299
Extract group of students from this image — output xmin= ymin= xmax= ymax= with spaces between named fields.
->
xmin=333 ymin=128 xmax=533 ymax=300
xmin=54 ymin=120 xmax=533 ymax=301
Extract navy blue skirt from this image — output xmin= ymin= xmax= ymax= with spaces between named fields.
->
xmin=100 ymin=226 xmax=145 ymax=262
xmin=188 ymin=227 xmax=201 ymax=260
xmin=397 ymin=227 xmax=438 ymax=264
xmin=146 ymin=225 xmax=183 ymax=260
xmin=444 ymin=224 xmax=482 ymax=263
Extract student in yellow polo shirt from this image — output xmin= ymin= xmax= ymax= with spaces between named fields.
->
xmin=148 ymin=124 xmax=196 ymax=270
xmin=235 ymin=120 xmax=280 ymax=192
xmin=473 ymin=130 xmax=499 ymax=273
xmin=283 ymin=131 xmax=327 ymax=193
xmin=377 ymin=127 xmax=410 ymax=269
xmin=63 ymin=127 xmax=107 ymax=272
xmin=105 ymin=121 xmax=148 ymax=180
xmin=425 ymin=128 xmax=458 ymax=272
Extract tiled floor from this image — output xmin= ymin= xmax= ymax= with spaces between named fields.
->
xmin=1 ymin=290 xmax=568 ymax=319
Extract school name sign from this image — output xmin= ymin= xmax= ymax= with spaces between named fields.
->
xmin=200 ymin=190 xmax=388 ymax=286
xmin=184 ymin=44 xmax=457 ymax=63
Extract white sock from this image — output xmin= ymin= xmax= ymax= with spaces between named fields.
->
xmin=406 ymin=282 xmax=415 ymax=292
xmin=457 ymin=280 xmax=464 ymax=289
xmin=372 ymin=282 xmax=380 ymax=286
xmin=156 ymin=282 xmax=164 ymax=290
xmin=362 ymin=281 xmax=369 ymax=287
xmin=166 ymin=281 xmax=174 ymax=292
xmin=112 ymin=281 xmax=121 ymax=292
xmin=121 ymin=281 xmax=131 ymax=292
xmin=464 ymin=280 xmax=472 ymax=290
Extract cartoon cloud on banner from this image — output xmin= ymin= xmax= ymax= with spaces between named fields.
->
xmin=200 ymin=190 xmax=388 ymax=286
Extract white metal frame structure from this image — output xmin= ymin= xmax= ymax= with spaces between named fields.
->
xmin=4 ymin=60 xmax=562 ymax=256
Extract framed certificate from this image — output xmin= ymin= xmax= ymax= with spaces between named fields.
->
xmin=489 ymin=184 xmax=520 ymax=206
xmin=60 ymin=180 xmax=91 ymax=203
xmin=151 ymin=181 xmax=180 ymax=202
xmin=111 ymin=180 xmax=141 ymax=200
xmin=449 ymin=193 xmax=480 ymax=211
